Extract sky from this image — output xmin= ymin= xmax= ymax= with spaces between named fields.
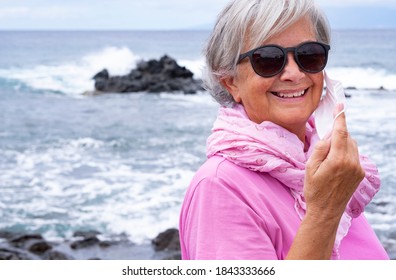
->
xmin=0 ymin=0 xmax=396 ymax=30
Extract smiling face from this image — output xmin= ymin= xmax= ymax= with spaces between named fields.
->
xmin=221 ymin=17 xmax=324 ymax=142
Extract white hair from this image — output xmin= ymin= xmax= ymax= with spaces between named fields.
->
xmin=203 ymin=0 xmax=331 ymax=106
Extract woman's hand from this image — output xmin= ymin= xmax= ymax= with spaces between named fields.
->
xmin=287 ymin=104 xmax=365 ymax=259
xmin=304 ymin=104 xmax=365 ymax=220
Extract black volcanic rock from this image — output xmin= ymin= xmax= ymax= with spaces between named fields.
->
xmin=93 ymin=55 xmax=203 ymax=94
xmin=0 ymin=229 xmax=182 ymax=260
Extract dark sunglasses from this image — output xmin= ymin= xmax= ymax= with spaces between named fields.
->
xmin=237 ymin=41 xmax=330 ymax=77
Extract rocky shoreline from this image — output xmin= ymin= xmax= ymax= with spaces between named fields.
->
xmin=0 ymin=228 xmax=181 ymax=260
xmin=90 ymin=55 xmax=204 ymax=95
xmin=2 ymin=228 xmax=395 ymax=260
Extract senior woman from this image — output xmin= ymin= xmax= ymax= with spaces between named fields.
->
xmin=179 ymin=0 xmax=389 ymax=260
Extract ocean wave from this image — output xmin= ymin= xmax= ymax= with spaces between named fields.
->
xmin=0 ymin=46 xmax=206 ymax=97
xmin=0 ymin=47 xmax=141 ymax=96
xmin=0 ymin=136 xmax=196 ymax=242
xmin=326 ymin=67 xmax=396 ymax=90
xmin=178 ymin=58 xmax=205 ymax=79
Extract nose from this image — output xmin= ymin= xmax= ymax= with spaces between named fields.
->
xmin=279 ymin=53 xmax=305 ymax=82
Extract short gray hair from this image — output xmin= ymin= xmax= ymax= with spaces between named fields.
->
xmin=203 ymin=0 xmax=331 ymax=106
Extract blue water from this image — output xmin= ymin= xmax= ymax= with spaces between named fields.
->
xmin=0 ymin=30 xmax=395 ymax=258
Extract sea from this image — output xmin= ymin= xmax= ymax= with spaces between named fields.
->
xmin=0 ymin=29 xmax=395 ymax=259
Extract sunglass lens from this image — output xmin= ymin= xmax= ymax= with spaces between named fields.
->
xmin=251 ymin=46 xmax=285 ymax=77
xmin=297 ymin=43 xmax=327 ymax=72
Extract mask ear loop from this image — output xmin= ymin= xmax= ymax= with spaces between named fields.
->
xmin=314 ymin=71 xmax=347 ymax=139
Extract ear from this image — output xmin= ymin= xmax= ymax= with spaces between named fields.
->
xmin=220 ymin=76 xmax=242 ymax=103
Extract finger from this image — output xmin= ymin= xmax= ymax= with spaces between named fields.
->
xmin=333 ymin=103 xmax=345 ymax=120
xmin=306 ymin=139 xmax=331 ymax=173
xmin=330 ymin=103 xmax=349 ymax=152
xmin=351 ymin=138 xmax=363 ymax=164
xmin=332 ymin=103 xmax=347 ymax=129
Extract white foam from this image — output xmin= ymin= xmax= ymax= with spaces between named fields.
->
xmin=159 ymin=91 xmax=217 ymax=107
xmin=0 ymin=135 xmax=197 ymax=243
xmin=327 ymin=67 xmax=396 ymax=90
xmin=178 ymin=58 xmax=205 ymax=79
xmin=0 ymin=51 xmax=205 ymax=97
xmin=0 ymin=47 xmax=141 ymax=96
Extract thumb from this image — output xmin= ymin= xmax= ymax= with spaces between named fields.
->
xmin=332 ymin=103 xmax=346 ymax=129
xmin=306 ymin=139 xmax=330 ymax=172
xmin=333 ymin=103 xmax=345 ymax=118
xmin=332 ymin=103 xmax=349 ymax=145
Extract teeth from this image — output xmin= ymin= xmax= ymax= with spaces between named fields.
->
xmin=273 ymin=90 xmax=305 ymax=98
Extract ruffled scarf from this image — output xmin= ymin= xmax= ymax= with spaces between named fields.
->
xmin=206 ymin=104 xmax=381 ymax=259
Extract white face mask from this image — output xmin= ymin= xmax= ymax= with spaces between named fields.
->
xmin=314 ymin=71 xmax=347 ymax=139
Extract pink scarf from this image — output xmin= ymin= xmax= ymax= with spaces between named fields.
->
xmin=206 ymin=104 xmax=381 ymax=259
